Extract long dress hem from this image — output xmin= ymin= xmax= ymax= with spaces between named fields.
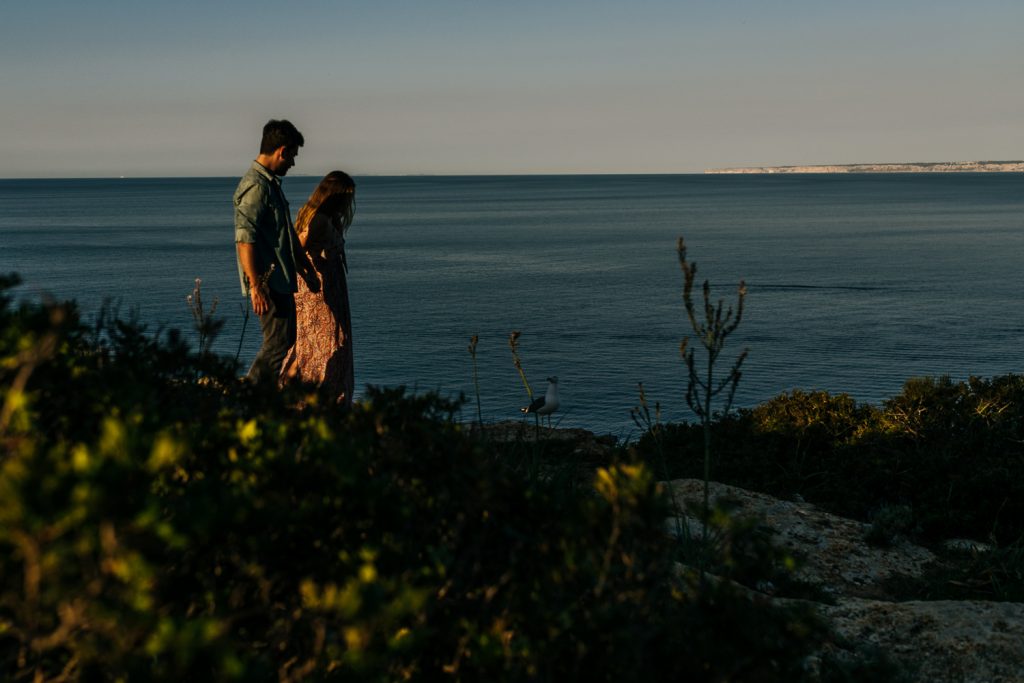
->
xmin=280 ymin=215 xmax=353 ymax=407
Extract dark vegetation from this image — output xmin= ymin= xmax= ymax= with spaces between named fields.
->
xmin=634 ymin=382 xmax=1024 ymax=602
xmin=4 ymin=260 xmax=1019 ymax=680
xmin=1 ymin=274 xmax=828 ymax=681
xmin=634 ymin=382 xmax=1024 ymax=546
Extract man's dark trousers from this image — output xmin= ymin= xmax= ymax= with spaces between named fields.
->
xmin=247 ymin=288 xmax=296 ymax=383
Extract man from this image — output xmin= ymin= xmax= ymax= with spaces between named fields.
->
xmin=234 ymin=119 xmax=318 ymax=382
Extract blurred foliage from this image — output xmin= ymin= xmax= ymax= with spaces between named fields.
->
xmin=0 ymin=276 xmax=827 ymax=681
xmin=636 ymin=380 xmax=1024 ymax=546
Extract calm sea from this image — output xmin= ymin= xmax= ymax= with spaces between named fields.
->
xmin=2 ymin=174 xmax=1021 ymax=435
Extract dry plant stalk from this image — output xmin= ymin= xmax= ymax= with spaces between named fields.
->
xmin=508 ymin=331 xmax=533 ymax=401
xmin=467 ymin=334 xmax=483 ymax=425
xmin=186 ymin=277 xmax=224 ymax=360
xmin=630 ymin=382 xmax=688 ymax=541
xmin=677 ymin=236 xmax=748 ymax=579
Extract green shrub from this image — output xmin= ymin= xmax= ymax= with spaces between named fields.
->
xmin=750 ymin=391 xmax=875 ymax=453
xmin=0 ymin=277 xmax=825 ymax=681
xmin=635 ymin=380 xmax=1024 ymax=546
xmin=877 ymin=375 xmax=1024 ymax=541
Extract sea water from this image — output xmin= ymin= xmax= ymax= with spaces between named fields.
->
xmin=2 ymin=174 xmax=1021 ymax=435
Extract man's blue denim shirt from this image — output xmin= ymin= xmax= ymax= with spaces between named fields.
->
xmin=233 ymin=161 xmax=299 ymax=295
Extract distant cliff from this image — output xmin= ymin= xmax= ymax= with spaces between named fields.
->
xmin=706 ymin=160 xmax=1024 ymax=174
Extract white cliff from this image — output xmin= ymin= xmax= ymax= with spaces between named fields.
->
xmin=706 ymin=160 xmax=1024 ymax=174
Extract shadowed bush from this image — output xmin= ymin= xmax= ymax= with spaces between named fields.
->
xmin=0 ymin=277 xmax=825 ymax=681
xmin=636 ymin=380 xmax=1024 ymax=546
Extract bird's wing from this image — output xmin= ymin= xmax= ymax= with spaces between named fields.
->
xmin=521 ymin=396 xmax=546 ymax=413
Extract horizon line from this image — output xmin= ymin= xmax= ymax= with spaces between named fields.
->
xmin=1 ymin=171 xmax=713 ymax=181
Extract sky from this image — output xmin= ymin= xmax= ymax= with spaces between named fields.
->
xmin=2 ymin=0 xmax=1022 ymax=177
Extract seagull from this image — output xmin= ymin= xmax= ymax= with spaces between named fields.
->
xmin=521 ymin=377 xmax=560 ymax=426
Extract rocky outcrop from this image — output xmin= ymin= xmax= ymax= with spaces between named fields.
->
xmin=823 ymin=598 xmax=1024 ymax=683
xmin=663 ymin=479 xmax=935 ymax=600
xmin=665 ymin=478 xmax=1024 ymax=683
xmin=706 ymin=160 xmax=1024 ymax=174
xmin=472 ymin=420 xmax=618 ymax=459
xmin=472 ymin=420 xmax=1024 ymax=681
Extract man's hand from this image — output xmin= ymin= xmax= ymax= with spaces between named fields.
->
xmin=250 ymin=284 xmax=270 ymax=315
xmin=237 ymin=242 xmax=273 ymax=314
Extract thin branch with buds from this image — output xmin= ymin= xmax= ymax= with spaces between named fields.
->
xmin=677 ymin=236 xmax=749 ymax=581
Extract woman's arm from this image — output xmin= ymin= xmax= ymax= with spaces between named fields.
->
xmin=300 ymin=212 xmax=331 ymax=251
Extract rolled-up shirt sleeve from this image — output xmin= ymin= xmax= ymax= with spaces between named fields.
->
xmin=234 ymin=183 xmax=263 ymax=244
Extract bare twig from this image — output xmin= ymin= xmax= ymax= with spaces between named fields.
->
xmin=468 ymin=335 xmax=483 ymax=426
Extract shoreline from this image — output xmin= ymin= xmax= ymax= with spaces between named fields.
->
xmin=706 ymin=160 xmax=1024 ymax=174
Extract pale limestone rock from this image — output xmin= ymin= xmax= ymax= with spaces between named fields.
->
xmin=706 ymin=161 xmax=1024 ymax=174
xmin=822 ymin=598 xmax=1024 ymax=683
xmin=470 ymin=422 xmax=1024 ymax=683
xmin=661 ymin=478 xmax=1024 ymax=683
xmin=473 ymin=420 xmax=617 ymax=458
xmin=944 ymin=538 xmax=994 ymax=554
xmin=662 ymin=478 xmax=935 ymax=598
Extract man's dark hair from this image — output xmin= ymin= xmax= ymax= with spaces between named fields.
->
xmin=260 ymin=119 xmax=305 ymax=154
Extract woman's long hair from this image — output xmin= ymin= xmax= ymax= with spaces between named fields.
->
xmin=295 ymin=170 xmax=356 ymax=235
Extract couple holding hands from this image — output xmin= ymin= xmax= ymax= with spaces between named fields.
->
xmin=233 ymin=119 xmax=356 ymax=406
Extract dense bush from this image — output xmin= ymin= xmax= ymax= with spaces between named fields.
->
xmin=637 ymin=380 xmax=1024 ymax=545
xmin=0 ymin=277 xmax=825 ymax=681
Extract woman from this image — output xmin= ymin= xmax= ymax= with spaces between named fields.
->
xmin=281 ymin=171 xmax=356 ymax=406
